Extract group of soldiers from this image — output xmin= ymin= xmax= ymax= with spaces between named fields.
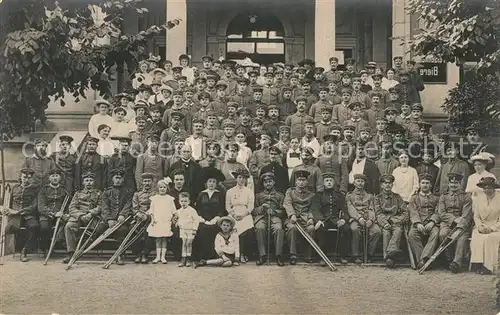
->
xmin=0 ymin=53 xmax=493 ymax=273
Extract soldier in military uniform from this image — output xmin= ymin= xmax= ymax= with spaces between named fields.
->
xmin=37 ymin=168 xmax=69 ymax=255
xmin=22 ymin=138 xmax=55 ymax=187
xmin=437 ymin=172 xmax=473 ymax=273
xmin=346 ymin=174 xmax=381 ymax=264
xmin=315 ymin=135 xmax=349 ymax=194
xmin=131 ymin=173 xmax=155 ymax=264
xmin=252 ymin=172 xmax=286 ymax=266
xmin=407 ymin=173 xmax=440 ymax=269
xmin=434 ymin=144 xmax=470 ymax=194
xmin=248 ymin=133 xmax=273 ymax=191
xmin=259 ymin=147 xmax=289 ymax=195
xmin=75 ymin=137 xmax=107 ymax=191
xmin=314 ymin=172 xmax=349 ymax=265
xmin=129 ymin=116 xmax=149 ymax=155
xmin=107 ymin=137 xmax=136 ymax=190
xmin=283 ymin=169 xmax=319 ymax=264
xmin=63 ymin=172 xmax=102 ymax=263
xmin=289 ymin=147 xmax=324 ymax=193
xmin=325 ymin=57 xmax=342 ymax=83
xmin=2 ymin=168 xmax=39 ymax=262
xmin=135 ymin=133 xmax=166 ymax=189
xmin=51 ymin=135 xmax=77 ymax=195
xmin=93 ymin=169 xmax=133 ymax=265
xmin=374 ymin=174 xmax=408 ymax=268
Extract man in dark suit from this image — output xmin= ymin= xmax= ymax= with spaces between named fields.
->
xmin=259 ymin=147 xmax=289 ymax=194
xmin=348 ymin=143 xmax=381 ymax=194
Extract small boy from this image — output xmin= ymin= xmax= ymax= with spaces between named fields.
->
xmin=309 ymin=86 xmax=332 ymax=123
xmin=285 ymin=97 xmax=313 ymax=140
xmin=176 ymin=192 xmax=204 ymax=267
xmin=195 ymin=216 xmax=240 ymax=268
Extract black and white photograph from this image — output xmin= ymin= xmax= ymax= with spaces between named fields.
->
xmin=0 ymin=0 xmax=499 ymax=313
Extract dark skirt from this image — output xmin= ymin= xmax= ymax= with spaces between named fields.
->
xmin=192 ymin=223 xmax=220 ymax=261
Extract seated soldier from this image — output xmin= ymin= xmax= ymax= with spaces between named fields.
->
xmin=37 ymin=168 xmax=69 ymax=256
xmin=131 ymin=173 xmax=156 ymax=264
xmin=407 ymin=173 xmax=440 ymax=269
xmin=283 ymin=170 xmax=319 ymax=265
xmin=346 ymin=174 xmax=381 ymax=264
xmin=63 ymin=172 xmax=102 ymax=263
xmin=437 ymin=173 xmax=473 ymax=273
xmin=2 ymin=168 xmax=39 ymax=262
xmin=374 ymin=174 xmax=408 ymax=268
xmin=252 ymin=172 xmax=285 ymax=267
xmin=314 ymin=172 xmax=349 ymax=265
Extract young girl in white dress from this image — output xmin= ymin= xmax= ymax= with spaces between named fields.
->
xmin=147 ymin=180 xmax=176 ymax=264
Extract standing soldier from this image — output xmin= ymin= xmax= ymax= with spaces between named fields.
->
xmin=2 ymin=168 xmax=39 ymax=262
xmin=75 ymin=137 xmax=107 ymax=191
xmin=248 ymin=133 xmax=273 ymax=190
xmin=407 ymin=173 xmax=440 ymax=269
xmin=314 ymin=172 xmax=350 ymax=265
xmin=346 ymin=174 xmax=381 ymax=264
xmin=374 ymin=174 xmax=408 ymax=268
xmin=51 ymin=135 xmax=77 ymax=195
xmin=290 ymin=147 xmax=324 ymax=193
xmin=315 ymin=135 xmax=349 ymax=194
xmin=108 ymin=137 xmax=136 ymax=190
xmin=131 ymin=173 xmax=156 ymax=264
xmin=62 ymin=172 xmax=102 ymax=263
xmin=283 ymin=170 xmax=320 ymax=264
xmin=325 ymin=57 xmax=342 ymax=83
xmin=259 ymin=147 xmax=289 ymax=195
xmin=252 ymin=172 xmax=286 ymax=266
xmin=434 ymin=145 xmax=470 ymax=194
xmin=37 ymin=168 xmax=69 ymax=255
xmin=134 ymin=133 xmax=166 ymax=189
xmin=437 ymin=173 xmax=473 ymax=273
xmin=22 ymin=138 xmax=55 ymax=187
xmin=95 ymin=169 xmax=133 ymax=265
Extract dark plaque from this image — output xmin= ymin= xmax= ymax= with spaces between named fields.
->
xmin=419 ymin=63 xmax=447 ymax=84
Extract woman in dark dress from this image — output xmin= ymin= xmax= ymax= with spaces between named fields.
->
xmin=193 ymin=167 xmax=227 ymax=261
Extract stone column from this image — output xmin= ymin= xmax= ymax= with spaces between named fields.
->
xmin=191 ymin=5 xmax=208 ymax=66
xmin=314 ymin=0 xmax=336 ymax=68
xmin=391 ymin=0 xmax=411 ymax=64
xmin=166 ymin=0 xmax=187 ymax=64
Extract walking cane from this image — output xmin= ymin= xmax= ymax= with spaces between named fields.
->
xmin=0 ymin=184 xmax=12 ymax=265
xmin=404 ymin=224 xmax=416 ymax=269
xmin=43 ymin=195 xmax=70 ymax=265
xmin=363 ymin=224 xmax=368 ymax=264
xmin=295 ymin=223 xmax=337 ymax=271
xmin=267 ymin=210 xmax=271 ymax=266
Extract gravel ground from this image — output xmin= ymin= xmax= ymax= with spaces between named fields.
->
xmin=0 ymin=257 xmax=497 ymax=315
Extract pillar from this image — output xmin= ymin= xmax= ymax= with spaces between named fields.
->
xmin=391 ymin=0 xmax=411 ymax=64
xmin=314 ymin=0 xmax=336 ymax=68
xmin=166 ymin=0 xmax=187 ymax=64
xmin=191 ymin=5 xmax=207 ymax=66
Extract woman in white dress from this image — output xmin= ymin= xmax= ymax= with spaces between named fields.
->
xmin=88 ymin=100 xmax=114 ymax=139
xmin=470 ymin=177 xmax=500 ymax=274
xmin=466 ymin=153 xmax=497 ymax=197
xmin=381 ymin=68 xmax=400 ymax=90
xmin=109 ymin=107 xmax=133 ymax=138
xmin=234 ymin=132 xmax=252 ymax=166
xmin=392 ymin=150 xmax=419 ymax=202
xmin=96 ymin=124 xmax=117 ymax=158
xmin=147 ymin=180 xmax=176 ymax=264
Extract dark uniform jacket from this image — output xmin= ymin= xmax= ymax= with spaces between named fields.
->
xmin=315 ymin=154 xmax=349 ymax=193
xmin=346 ymin=189 xmax=376 ymax=222
xmin=75 ymin=151 xmax=107 ymax=191
xmin=252 ymin=188 xmax=285 ymax=224
xmin=68 ymin=189 xmax=101 ymax=222
xmin=169 ymin=158 xmax=204 ymax=201
xmin=315 ymin=188 xmax=348 ymax=223
xmin=408 ymin=191 xmax=439 ymax=226
xmin=374 ymin=191 xmax=407 ymax=227
xmin=437 ymin=190 xmax=472 ymax=229
xmin=132 ymin=188 xmax=155 ymax=214
xmin=414 ymin=163 xmax=439 ymax=188
xmin=107 ymin=152 xmax=137 ymax=190
xmin=10 ymin=183 xmax=39 ymax=219
xmin=283 ymin=187 xmax=319 ymax=221
xmin=259 ymin=162 xmax=289 ymax=195
xmin=51 ymin=151 xmax=77 ymax=194
xmin=37 ymin=184 xmax=68 ymax=219
xmin=100 ymin=186 xmax=133 ymax=221
xmin=22 ymin=156 xmax=55 ymax=187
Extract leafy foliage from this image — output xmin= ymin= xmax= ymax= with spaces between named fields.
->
xmin=441 ymin=71 xmax=500 ymax=136
xmin=406 ymin=0 xmax=500 ymax=71
xmin=0 ymin=0 xmax=180 ymax=138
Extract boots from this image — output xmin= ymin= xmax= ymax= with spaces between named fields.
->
xmin=62 ymin=252 xmax=73 ymax=264
xmin=178 ymin=257 xmax=186 ymax=267
xmin=141 ymin=254 xmax=149 ymax=264
xmin=20 ymin=248 xmax=29 ymax=262
xmin=185 ymin=256 xmax=192 ymax=267
xmin=116 ymin=255 xmax=125 ymax=265
xmin=152 ymin=248 xmax=161 ymax=264
xmin=160 ymin=248 xmax=167 ymax=264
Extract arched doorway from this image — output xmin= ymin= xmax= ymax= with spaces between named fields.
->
xmin=226 ymin=13 xmax=285 ymax=65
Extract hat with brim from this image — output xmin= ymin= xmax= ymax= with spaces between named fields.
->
xmin=59 ymin=135 xmax=74 ymax=143
xmin=231 ymin=168 xmax=250 ymax=179
xmin=260 ymin=172 xmax=275 ymax=183
xmin=152 ymin=68 xmax=167 ymax=75
xmin=294 ymin=169 xmax=311 ymax=179
xmin=201 ymin=167 xmax=226 ymax=183
xmin=95 ymin=100 xmax=111 ymax=107
xmin=217 ymin=216 xmax=236 ymax=229
xmin=477 ymin=177 xmax=500 ymax=189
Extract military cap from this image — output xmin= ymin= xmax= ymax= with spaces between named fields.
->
xmin=320 ymin=106 xmax=332 ymax=113
xmin=348 ymin=102 xmax=363 ymax=110
xmin=170 ymin=169 xmax=186 ymax=178
xmin=344 ymin=58 xmax=356 ymax=65
xmin=359 ymin=70 xmax=368 ymax=75
xmin=178 ymin=54 xmax=190 ymax=61
xmin=178 ymin=76 xmax=188 ymax=81
xmin=393 ymin=56 xmax=403 ymax=61
xmin=264 ymin=72 xmax=275 ymax=78
xmin=231 ymin=167 xmax=250 ymax=179
xmin=115 ymin=92 xmax=129 ymax=99
xmin=82 ymin=172 xmax=95 ymax=180
xmin=352 ymin=77 xmax=362 ymax=83
xmin=318 ymin=85 xmax=329 ymax=92
xmin=20 ymin=168 xmax=35 ymax=176
xmin=260 ymin=172 xmax=275 ymax=183
xmin=419 ymin=173 xmax=433 ymax=182
xmin=300 ymin=78 xmax=312 ymax=85
xmin=289 ymin=74 xmax=299 ymax=79
xmin=370 ymin=91 xmax=382 ymax=99
xmin=206 ymin=110 xmax=217 ymax=117
xmin=329 ymin=57 xmax=339 ymax=62
xmin=192 ymin=118 xmax=205 ymax=125
xmin=323 ymin=172 xmax=336 ymax=179
xmin=237 ymin=77 xmax=250 ymax=85
xmin=95 ymin=99 xmax=112 ymax=107
xmin=376 ymin=117 xmax=388 ymax=123
xmin=418 ymin=121 xmax=432 ymax=132
xmin=367 ymin=61 xmax=377 ymax=68
xmin=134 ymin=102 xmax=148 ymax=111
xmin=314 ymin=67 xmax=325 ymax=74
xmin=222 ymin=121 xmax=236 ymax=129
xmin=149 ymin=104 xmax=161 ymax=113
xmin=198 ymin=92 xmax=211 ymax=101
xmin=372 ymin=74 xmax=383 ymax=80
xmin=135 ymin=116 xmax=148 ymax=124
xmin=465 ymin=125 xmax=478 ymax=134
xmin=330 ymin=125 xmax=342 ymax=132
xmin=172 ymin=66 xmax=183 ymax=73
xmin=194 ymin=77 xmax=207 ymax=84
xmin=301 ymin=146 xmax=314 ymax=156
xmin=109 ymin=168 xmax=125 ymax=177
xmin=152 ymin=68 xmax=167 ymax=75
xmin=267 ymin=104 xmax=280 ymax=111
xmin=391 ymin=125 xmax=406 ymax=135
xmin=201 ymin=55 xmax=213 ymax=62
xmin=360 ymin=126 xmax=372 ymax=134
xmin=323 ymin=134 xmax=338 ymax=143
xmin=87 ymin=136 xmax=99 ymax=144
xmin=341 ymin=87 xmax=353 ymax=95
xmin=295 ymin=96 xmax=307 ymax=103
xmin=146 ymin=133 xmax=160 ymax=142
xmin=59 ymin=135 xmax=74 ymax=143
xmin=399 ymin=70 xmax=410 ymax=77
xmin=252 ymin=118 xmax=264 ymax=126
xmin=411 ymin=103 xmax=424 ymax=111
xmin=151 ymin=79 xmax=162 ymax=86
xmin=294 ymin=169 xmax=311 ymax=179
xmin=227 ymin=102 xmax=239 ymax=109
xmin=388 ymin=87 xmax=398 ymax=94
xmin=110 ymin=136 xmax=132 ymax=144
xmin=407 ymin=60 xmax=416 ymax=65
xmin=353 ymin=173 xmax=367 ymax=181
xmin=238 ymin=107 xmax=252 ymax=115
xmin=279 ymin=125 xmax=291 ymax=133
xmin=379 ymin=174 xmax=395 ymax=183
xmin=113 ymin=107 xmax=127 ymax=115
xmin=343 ymin=124 xmax=356 ymax=132
xmin=206 ymin=74 xmax=219 ymax=81
xmin=281 ymin=86 xmax=292 ymax=93
xmin=225 ymin=142 xmax=240 ymax=151
xmin=269 ymin=146 xmax=282 ymax=155
xmin=141 ymin=172 xmax=155 ymax=180
xmin=477 ymin=177 xmax=500 ymax=189
xmin=304 ymin=118 xmax=315 ymax=125
xmin=447 ymin=172 xmax=463 ymax=182
xmin=160 ymin=85 xmax=173 ymax=93
xmin=295 ymin=67 xmax=307 ymax=74
xmin=260 ymin=133 xmax=273 ymax=141
xmin=47 ymin=168 xmax=63 ymax=177
xmin=252 ymin=87 xmax=263 ymax=93
xmin=215 ymin=81 xmax=228 ymax=89
xmin=170 ymin=111 xmax=185 ymax=120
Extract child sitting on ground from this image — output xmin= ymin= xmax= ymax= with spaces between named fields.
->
xmin=195 ymin=216 xmax=240 ymax=268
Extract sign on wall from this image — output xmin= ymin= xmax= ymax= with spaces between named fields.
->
xmin=419 ymin=63 xmax=447 ymax=84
